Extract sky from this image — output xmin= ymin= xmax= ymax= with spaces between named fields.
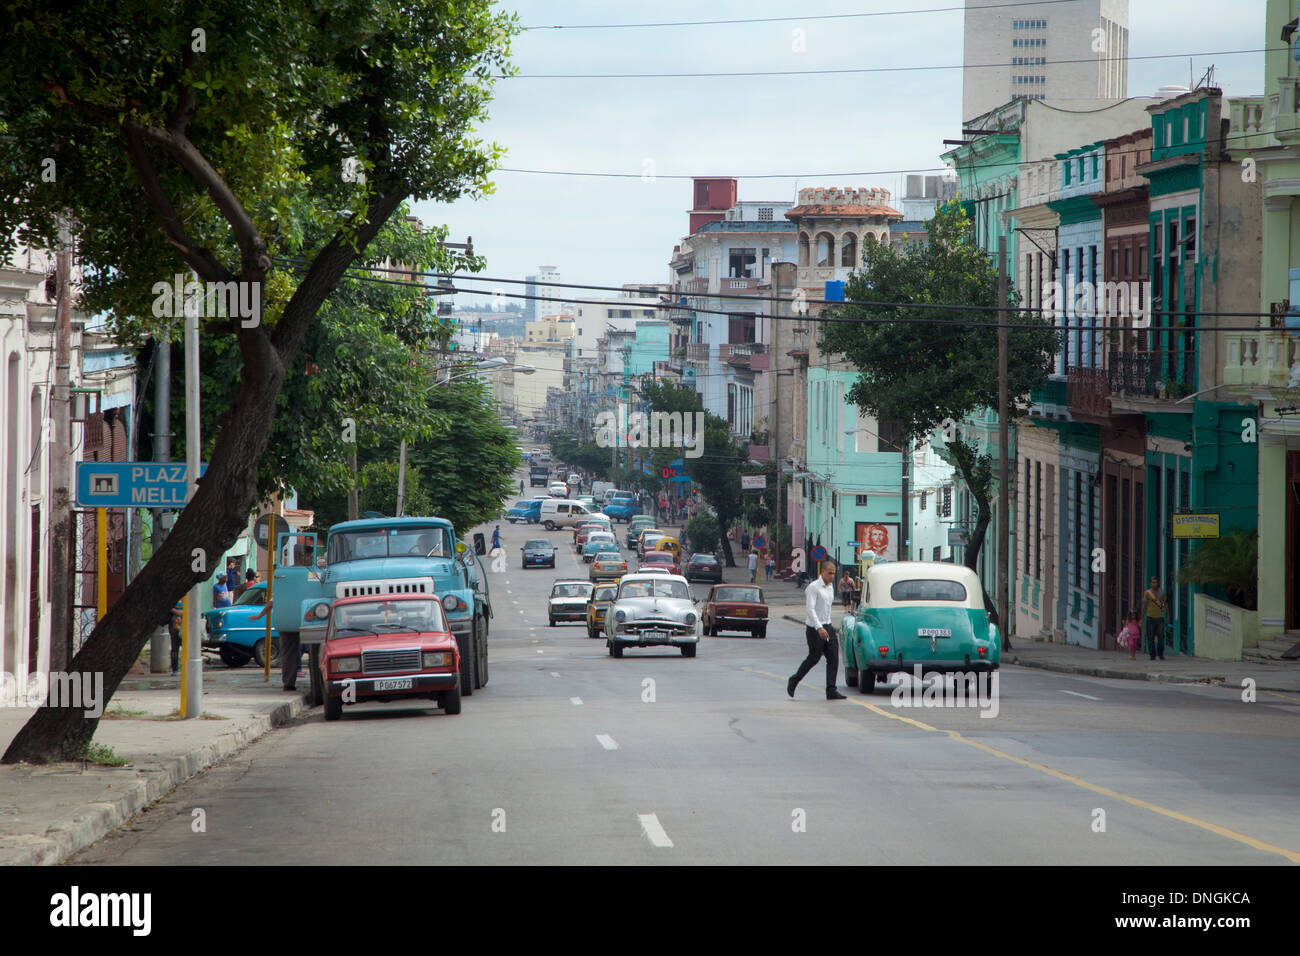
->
xmin=409 ymin=0 xmax=1269 ymax=309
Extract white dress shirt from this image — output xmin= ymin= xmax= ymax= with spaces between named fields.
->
xmin=805 ymin=576 xmax=835 ymax=630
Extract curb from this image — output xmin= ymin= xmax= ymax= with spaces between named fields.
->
xmin=1009 ymin=656 xmax=1219 ymax=685
xmin=0 ymin=693 xmax=307 ymax=866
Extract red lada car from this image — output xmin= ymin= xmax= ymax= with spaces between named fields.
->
xmin=320 ymin=595 xmax=462 ymax=721
xmin=639 ymin=550 xmax=681 ymax=575
xmin=701 ymin=584 xmax=769 ymax=638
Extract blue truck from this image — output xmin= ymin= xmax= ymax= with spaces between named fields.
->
xmin=270 ymin=517 xmax=492 ymax=706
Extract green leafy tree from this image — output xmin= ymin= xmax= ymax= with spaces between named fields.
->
xmin=684 ymin=513 xmax=720 ymax=554
xmin=1178 ymin=527 xmax=1258 ymax=610
xmin=820 ymin=199 xmax=1057 ymax=579
xmin=0 ymin=1 xmax=516 ymax=762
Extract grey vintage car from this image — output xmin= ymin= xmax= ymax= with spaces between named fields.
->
xmin=605 ymin=573 xmax=699 ymax=658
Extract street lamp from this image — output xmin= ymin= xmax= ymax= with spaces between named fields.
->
xmin=396 ymin=360 xmax=535 ymax=516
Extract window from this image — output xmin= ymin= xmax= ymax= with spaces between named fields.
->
xmin=933 ymin=547 xmax=942 ymax=561
xmin=841 ymin=233 xmax=857 ymax=267
xmin=920 ymin=491 xmax=928 ymax=511
xmin=941 ymin=485 xmax=952 ymax=517
xmin=728 ymin=247 xmax=757 ymax=278
xmin=856 ymin=494 xmax=869 ymax=507
xmin=890 ymin=579 xmax=967 ymax=602
xmin=758 ymin=207 xmax=773 ymax=221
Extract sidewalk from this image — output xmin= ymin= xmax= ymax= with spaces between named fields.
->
xmin=0 ymin=663 xmax=306 ymax=865
xmin=762 ymin=567 xmax=1300 ymax=693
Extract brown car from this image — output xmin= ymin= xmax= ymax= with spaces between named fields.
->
xmin=702 ymin=584 xmax=768 ymax=638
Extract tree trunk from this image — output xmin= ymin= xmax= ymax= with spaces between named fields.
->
xmin=718 ymin=515 xmax=735 ymax=567
xmin=2 ymin=192 xmax=404 ymax=764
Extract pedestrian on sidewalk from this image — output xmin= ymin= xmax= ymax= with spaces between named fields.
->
xmin=765 ymin=550 xmax=775 ymax=580
xmin=748 ymin=549 xmax=758 ymax=583
xmin=787 ymin=559 xmax=847 ymax=700
xmin=839 ymin=569 xmax=856 ymax=611
xmin=169 ymin=601 xmax=183 ymax=675
xmin=1143 ymin=577 xmax=1168 ymax=660
xmin=213 ymin=573 xmax=232 ymax=608
xmin=1119 ymin=610 xmax=1141 ymax=661
xmin=740 ymin=529 xmax=750 ymax=553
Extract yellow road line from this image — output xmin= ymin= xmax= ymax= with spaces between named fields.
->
xmin=1262 ymin=690 xmax=1300 ymax=704
xmin=749 ymin=666 xmax=1300 ymax=863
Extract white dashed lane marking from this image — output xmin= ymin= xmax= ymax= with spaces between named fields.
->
xmin=570 ymin=697 xmax=583 ymax=706
xmin=1060 ymin=690 xmax=1102 ymax=701
xmin=595 ymin=734 xmax=618 ymax=750
xmin=638 ymin=813 xmax=674 ymax=848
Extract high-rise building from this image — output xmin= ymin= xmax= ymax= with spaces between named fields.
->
xmin=962 ymin=0 xmax=1129 ymax=125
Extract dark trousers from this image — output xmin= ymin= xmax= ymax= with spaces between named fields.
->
xmin=169 ymin=624 xmax=181 ymax=673
xmin=1145 ymin=617 xmax=1165 ymax=659
xmin=792 ymin=624 xmax=839 ymax=694
xmin=280 ymin=630 xmax=301 ymax=689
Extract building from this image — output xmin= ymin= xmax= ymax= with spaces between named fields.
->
xmin=962 ymin=0 xmax=1130 ymax=124
xmin=524 ymin=265 xmax=567 ymax=322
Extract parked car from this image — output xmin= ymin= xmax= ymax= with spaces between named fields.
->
xmin=840 ymin=562 xmax=1000 ymax=694
xmin=319 ymin=595 xmax=461 ymax=721
xmin=626 ymin=515 xmax=656 ymax=549
xmin=522 ymin=538 xmax=557 ymax=569
xmin=639 ymin=550 xmax=681 ymax=575
xmin=603 ymin=492 xmax=640 ymax=522
xmin=586 ymin=582 xmax=619 ymax=639
xmin=548 ymin=580 xmax=593 ymax=626
xmin=589 ymin=551 xmax=629 ymax=582
xmin=539 ymin=498 xmax=593 ymax=530
xmin=582 ymin=532 xmax=618 ymax=562
xmin=701 ymin=584 xmax=768 ymax=638
xmin=605 ymin=573 xmax=699 ymax=658
xmin=684 ymin=552 xmax=723 ymax=583
xmin=203 ymin=582 xmax=279 ymax=667
xmin=505 ymin=498 xmax=544 ymax=524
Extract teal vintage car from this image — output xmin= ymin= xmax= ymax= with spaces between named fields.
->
xmin=840 ymin=562 xmax=999 ymax=694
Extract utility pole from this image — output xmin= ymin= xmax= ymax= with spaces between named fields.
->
xmin=49 ymin=215 xmax=73 ymax=671
xmin=395 ymin=438 xmax=407 ymax=517
xmin=997 ymin=235 xmax=1012 ymax=650
xmin=901 ymin=435 xmax=910 ymax=562
xmin=183 ymin=296 xmax=202 ymax=718
xmin=149 ymin=337 xmax=171 ymax=671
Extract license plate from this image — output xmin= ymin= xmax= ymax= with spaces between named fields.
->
xmin=373 ymin=678 xmax=413 ymax=691
xmin=643 ymin=630 xmax=667 ymax=641
xmin=736 ymin=609 xmax=750 ymax=616
xmin=918 ymin=628 xmax=952 ymax=638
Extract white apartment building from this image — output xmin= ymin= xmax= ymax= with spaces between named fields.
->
xmin=962 ymin=0 xmax=1129 ymax=124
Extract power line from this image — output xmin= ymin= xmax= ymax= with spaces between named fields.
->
xmin=505 ymin=47 xmax=1269 ymax=79
xmin=279 ymin=257 xmax=1296 ymax=329
xmin=523 ymin=0 xmax=1083 ymax=31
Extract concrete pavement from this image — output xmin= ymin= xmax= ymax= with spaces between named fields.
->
xmin=0 ymin=662 xmax=307 ymax=865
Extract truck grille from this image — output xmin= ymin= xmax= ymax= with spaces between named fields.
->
xmin=338 ymin=577 xmax=436 ymax=599
xmin=362 ymin=648 xmax=422 ymax=674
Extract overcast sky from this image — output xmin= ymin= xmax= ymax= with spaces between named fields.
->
xmin=409 ymin=0 xmax=1268 ymax=308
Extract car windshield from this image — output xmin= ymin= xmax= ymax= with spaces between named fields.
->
xmin=511 ymin=500 xmax=529 ymax=509
xmin=690 ymin=554 xmax=718 ymax=565
xmin=619 ymin=579 xmax=689 ymax=600
xmin=716 ymin=587 xmax=761 ymax=602
xmin=890 ymin=579 xmax=968 ymax=602
xmin=327 ymin=526 xmax=453 ymax=563
xmin=234 ymin=586 xmax=265 ymax=606
xmin=551 ymin=583 xmax=592 ymax=598
xmin=591 ymin=585 xmax=618 ymax=602
xmin=525 ymin=540 xmax=550 ymax=549
xmin=330 ymin=598 xmax=447 ymax=636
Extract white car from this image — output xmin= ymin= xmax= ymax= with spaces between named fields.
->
xmin=549 ymin=481 xmax=569 ymax=497
xmin=605 ymin=573 xmax=699 ymax=658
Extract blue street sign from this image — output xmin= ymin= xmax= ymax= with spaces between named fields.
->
xmin=752 ymin=535 xmax=766 ymax=549
xmin=76 ymin=462 xmax=209 ymax=508
xmin=810 ymin=545 xmax=828 ymax=561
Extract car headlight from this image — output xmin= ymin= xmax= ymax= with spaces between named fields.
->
xmin=615 ymin=609 xmax=626 ymax=623
xmin=330 ymin=656 xmax=361 ymax=674
xmin=684 ymin=612 xmax=696 ymax=626
xmin=422 ymin=651 xmax=453 ymax=667
xmin=443 ymin=595 xmax=462 ymax=612
xmin=311 ymin=602 xmax=331 ymax=620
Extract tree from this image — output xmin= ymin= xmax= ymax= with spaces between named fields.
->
xmin=0 ymin=2 xmax=516 ymax=762
xmin=1178 ymin=528 xmax=1258 ymax=611
xmin=819 ymin=199 xmax=1057 ymax=576
xmin=640 ymin=381 xmax=746 ymax=566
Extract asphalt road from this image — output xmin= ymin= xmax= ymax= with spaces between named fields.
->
xmin=71 ymin=501 xmax=1300 ymax=865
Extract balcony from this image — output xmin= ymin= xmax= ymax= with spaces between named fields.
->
xmin=721 ymin=277 xmax=761 ymax=293
xmin=1108 ymin=348 xmax=1197 ymax=402
xmin=686 ymin=343 xmax=709 ymax=363
xmin=686 ymin=277 xmax=710 ymax=295
xmin=1224 ymin=329 xmax=1299 ymax=389
xmin=1067 ymin=366 xmax=1110 ymax=418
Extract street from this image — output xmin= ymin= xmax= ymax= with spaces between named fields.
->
xmin=71 ymin=516 xmax=1300 ymax=866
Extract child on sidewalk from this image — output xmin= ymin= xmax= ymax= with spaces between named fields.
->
xmin=1119 ymin=610 xmax=1141 ymax=661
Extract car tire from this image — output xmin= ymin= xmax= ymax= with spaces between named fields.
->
xmin=251 ymin=637 xmax=280 ymax=669
xmin=219 ymin=646 xmax=251 ymax=668
xmin=859 ymin=669 xmax=877 ymax=694
xmin=323 ymin=692 xmax=342 ymax=721
xmin=681 ymin=643 xmax=697 ymax=658
xmin=544 ymin=520 xmax=555 ymax=531
xmin=755 ymin=624 xmax=767 ymax=639
xmin=307 ymin=644 xmax=323 ymax=706
xmin=473 ymin=616 xmax=486 ymax=689
xmin=441 ymin=676 xmax=463 ymax=715
xmin=611 ymin=642 xmax=623 ymax=658
xmin=548 ymin=616 xmax=555 ymax=627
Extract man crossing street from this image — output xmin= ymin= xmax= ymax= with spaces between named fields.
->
xmin=788 ymin=559 xmax=847 ymax=700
